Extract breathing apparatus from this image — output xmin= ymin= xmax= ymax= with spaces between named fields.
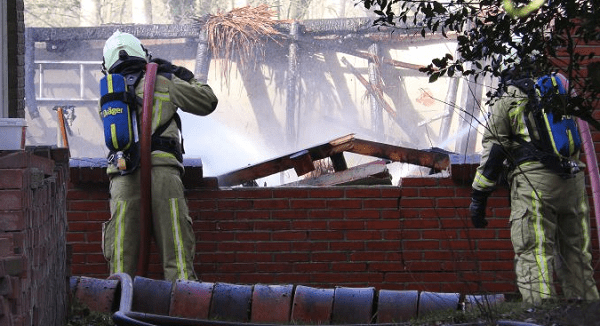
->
xmin=100 ymin=31 xmax=149 ymax=174
xmin=508 ymin=72 xmax=582 ymax=178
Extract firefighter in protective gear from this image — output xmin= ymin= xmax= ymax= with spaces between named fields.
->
xmin=470 ymin=72 xmax=599 ymax=305
xmin=100 ymin=31 xmax=218 ymax=281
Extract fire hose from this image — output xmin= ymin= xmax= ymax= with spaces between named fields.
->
xmin=137 ymin=62 xmax=158 ymax=277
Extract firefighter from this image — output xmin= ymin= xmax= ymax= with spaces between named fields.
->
xmin=100 ymin=31 xmax=218 ymax=281
xmin=469 ymin=71 xmax=599 ymax=305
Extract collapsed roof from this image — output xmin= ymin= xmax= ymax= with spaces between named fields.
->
xmin=217 ymin=134 xmax=450 ymax=187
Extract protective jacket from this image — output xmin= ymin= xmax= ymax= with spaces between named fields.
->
xmin=471 ymin=78 xmax=598 ymax=305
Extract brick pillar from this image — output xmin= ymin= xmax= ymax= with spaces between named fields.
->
xmin=0 ymin=149 xmax=70 ymax=326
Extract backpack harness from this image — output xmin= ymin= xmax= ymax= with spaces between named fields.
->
xmin=508 ymin=77 xmax=582 ymax=178
xmin=100 ymin=71 xmax=184 ymax=175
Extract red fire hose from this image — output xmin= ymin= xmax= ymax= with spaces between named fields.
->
xmin=137 ymin=62 xmax=158 ymax=277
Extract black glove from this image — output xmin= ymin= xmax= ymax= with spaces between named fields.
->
xmin=172 ymin=66 xmax=195 ymax=82
xmin=151 ymin=58 xmax=195 ymax=82
xmin=151 ymin=58 xmax=174 ymax=73
xmin=469 ymin=189 xmax=490 ymax=228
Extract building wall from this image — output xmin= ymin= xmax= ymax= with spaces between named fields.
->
xmin=0 ymin=149 xmax=70 ymax=326
xmin=6 ymin=0 xmax=25 ymax=118
xmin=66 ymin=164 xmax=600 ymax=295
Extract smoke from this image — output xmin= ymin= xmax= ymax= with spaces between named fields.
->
xmin=180 ymin=111 xmax=278 ymax=177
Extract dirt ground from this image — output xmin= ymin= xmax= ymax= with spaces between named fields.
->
xmin=430 ymin=299 xmax=600 ymax=326
xmin=501 ymin=300 xmax=600 ymax=326
xmin=66 ymin=299 xmax=600 ymax=326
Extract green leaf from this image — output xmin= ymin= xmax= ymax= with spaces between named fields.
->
xmin=448 ymin=66 xmax=455 ymax=77
xmin=429 ymin=72 xmax=440 ymax=83
xmin=432 ymin=1 xmax=447 ymax=14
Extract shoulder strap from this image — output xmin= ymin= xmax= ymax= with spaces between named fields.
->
xmin=151 ymin=112 xmax=185 ymax=159
xmin=153 ymin=112 xmax=182 ymax=138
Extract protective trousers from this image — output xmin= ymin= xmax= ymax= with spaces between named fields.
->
xmin=509 ymin=169 xmax=599 ymax=305
xmin=102 ymin=166 xmax=197 ymax=281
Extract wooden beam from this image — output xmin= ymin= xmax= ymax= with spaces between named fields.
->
xmin=350 ymin=138 xmax=450 ymax=172
xmin=27 ymin=18 xmax=432 ymax=42
xmin=352 ymin=50 xmax=426 ymax=71
xmin=216 ymin=134 xmax=450 ymax=187
xmin=290 ymin=150 xmax=315 ymax=176
xmin=340 ymin=57 xmax=396 ymax=118
xmin=217 ymin=134 xmax=355 ymax=187
xmin=330 ymin=152 xmax=348 ymax=172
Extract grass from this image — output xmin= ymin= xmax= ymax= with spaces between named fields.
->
xmin=66 ymin=298 xmax=114 ymax=326
xmin=65 ymin=293 xmax=600 ymax=326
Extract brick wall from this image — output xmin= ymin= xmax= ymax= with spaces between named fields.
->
xmin=67 ymin=163 xmax=600 ymax=296
xmin=0 ymin=149 xmax=70 ymax=326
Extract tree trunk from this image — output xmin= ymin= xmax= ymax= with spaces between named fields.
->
xmin=80 ymin=0 xmax=100 ymax=26
xmin=368 ymin=43 xmax=383 ymax=134
xmin=335 ymin=0 xmax=346 ymax=18
xmin=286 ymin=22 xmax=300 ymax=147
xmin=131 ymin=0 xmax=152 ymax=24
xmin=455 ymin=62 xmax=483 ymax=155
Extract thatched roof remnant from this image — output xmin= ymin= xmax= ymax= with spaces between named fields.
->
xmin=199 ymin=5 xmax=285 ymax=76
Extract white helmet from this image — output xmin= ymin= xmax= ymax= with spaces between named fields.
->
xmin=103 ymin=30 xmax=147 ymax=72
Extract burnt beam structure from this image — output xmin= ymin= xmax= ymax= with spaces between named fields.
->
xmin=216 ymin=134 xmax=450 ymax=187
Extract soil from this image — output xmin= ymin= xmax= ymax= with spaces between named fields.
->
xmin=500 ymin=300 xmax=600 ymax=326
xmin=424 ymin=300 xmax=600 ymax=326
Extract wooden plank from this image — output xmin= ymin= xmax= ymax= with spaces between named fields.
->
xmin=330 ymin=152 xmax=347 ymax=172
xmin=285 ymin=161 xmax=391 ymax=187
xmin=350 ymin=138 xmax=450 ymax=172
xmin=290 ymin=150 xmax=315 ymax=176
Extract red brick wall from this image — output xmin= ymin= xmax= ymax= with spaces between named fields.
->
xmin=66 ymin=163 xmax=600 ymax=296
xmin=0 ymin=149 xmax=70 ymax=326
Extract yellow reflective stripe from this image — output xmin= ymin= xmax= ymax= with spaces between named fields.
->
xmin=107 ymin=75 xmax=118 ymax=150
xmin=113 ymin=201 xmax=126 ymax=274
xmin=151 ymin=152 xmax=177 ymax=160
xmin=531 ymin=190 xmax=551 ymax=299
xmin=152 ymin=93 xmax=169 ymax=132
xmin=567 ymin=128 xmax=575 ymax=156
xmin=154 ymin=92 xmax=170 ymax=101
xmin=473 ymin=171 xmax=495 ymax=189
xmin=579 ymin=192 xmax=591 ymax=257
xmin=542 ymin=114 xmax=562 ymax=158
xmin=509 ymin=99 xmax=531 ymax=142
xmin=170 ymin=198 xmax=188 ymax=280
xmin=107 ymin=75 xmax=114 ymax=93
xmin=110 ymin=124 xmax=119 ymax=149
xmin=551 ymin=76 xmax=559 ymax=93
